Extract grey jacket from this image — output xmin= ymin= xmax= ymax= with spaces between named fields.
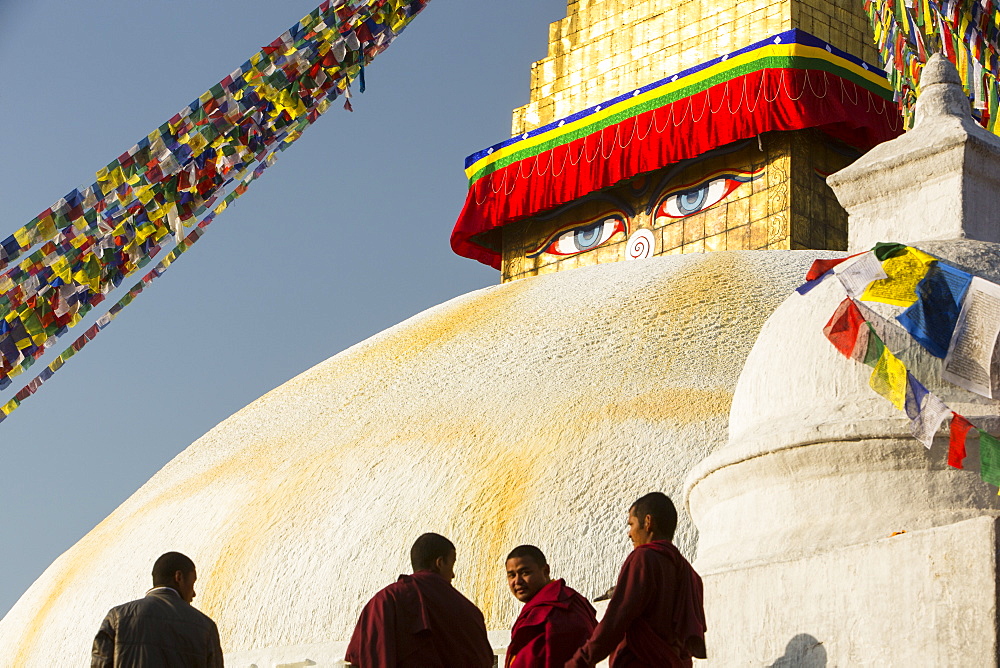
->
xmin=92 ymin=588 xmax=223 ymax=668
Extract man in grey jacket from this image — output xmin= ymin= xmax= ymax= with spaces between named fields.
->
xmin=92 ymin=551 xmax=224 ymax=667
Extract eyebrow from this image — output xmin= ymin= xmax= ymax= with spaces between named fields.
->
xmin=532 ymin=191 xmax=637 ymax=221
xmin=643 ymin=138 xmax=755 ymax=215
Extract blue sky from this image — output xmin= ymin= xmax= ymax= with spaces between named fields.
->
xmin=0 ymin=0 xmax=567 ymax=615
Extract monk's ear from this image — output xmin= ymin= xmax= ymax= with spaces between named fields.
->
xmin=543 ymin=563 xmax=551 ymax=579
xmin=642 ymin=513 xmax=654 ymax=533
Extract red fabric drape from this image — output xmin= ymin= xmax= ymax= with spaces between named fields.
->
xmin=452 ymin=68 xmax=903 ymax=269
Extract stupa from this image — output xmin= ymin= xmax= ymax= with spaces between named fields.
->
xmin=4 ymin=1 xmax=1000 ymax=666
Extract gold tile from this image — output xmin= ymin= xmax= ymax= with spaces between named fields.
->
xmin=705 ymin=232 xmax=727 ymax=252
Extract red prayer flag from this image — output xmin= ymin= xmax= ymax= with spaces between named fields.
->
xmin=823 ymin=298 xmax=867 ymax=359
xmin=948 ymin=412 xmax=974 ymax=469
xmin=807 ymin=256 xmax=853 ymax=282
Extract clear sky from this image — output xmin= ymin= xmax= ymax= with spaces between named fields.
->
xmin=0 ymin=0 xmax=568 ymax=616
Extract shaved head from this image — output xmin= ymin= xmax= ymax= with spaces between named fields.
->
xmin=629 ymin=492 xmax=678 ymax=540
xmin=505 ymin=545 xmax=547 ymax=567
xmin=410 ymin=533 xmax=456 ymax=572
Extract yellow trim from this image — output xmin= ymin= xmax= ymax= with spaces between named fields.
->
xmin=465 ymin=43 xmax=887 ymax=180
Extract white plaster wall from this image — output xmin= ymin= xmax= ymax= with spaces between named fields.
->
xmin=0 ymin=251 xmax=827 ymax=666
xmin=701 ymin=516 xmax=1000 ymax=666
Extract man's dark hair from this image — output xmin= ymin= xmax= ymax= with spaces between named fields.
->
xmin=410 ymin=533 xmax=456 ymax=571
xmin=630 ymin=492 xmax=678 ymax=540
xmin=152 ymin=552 xmax=196 ymax=586
xmin=506 ymin=544 xmax=547 ymax=566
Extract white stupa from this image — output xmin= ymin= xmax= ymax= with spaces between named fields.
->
xmin=0 ymin=249 xmax=829 ymax=665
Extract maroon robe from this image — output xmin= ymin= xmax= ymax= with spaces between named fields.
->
xmin=505 ymin=579 xmax=597 ymax=668
xmin=345 ymin=571 xmax=494 ymax=668
xmin=565 ymin=540 xmax=706 ymax=668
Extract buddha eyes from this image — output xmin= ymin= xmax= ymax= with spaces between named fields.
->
xmin=529 ymin=214 xmax=627 ymax=258
xmin=654 ymin=170 xmax=761 ymax=220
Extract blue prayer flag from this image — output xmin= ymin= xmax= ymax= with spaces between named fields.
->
xmin=897 ymin=262 xmax=973 ymax=358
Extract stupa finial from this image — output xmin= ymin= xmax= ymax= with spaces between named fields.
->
xmin=914 ymin=53 xmax=973 ymax=126
xmin=829 ymin=52 xmax=1000 ymax=251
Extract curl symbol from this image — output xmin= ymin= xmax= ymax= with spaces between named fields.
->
xmin=626 ymin=229 xmax=655 ymax=260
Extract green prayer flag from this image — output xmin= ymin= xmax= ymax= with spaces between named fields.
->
xmin=863 ymin=324 xmax=886 ymax=367
xmin=872 ymin=242 xmax=909 ymax=262
xmin=979 ymin=430 xmax=1000 ymax=486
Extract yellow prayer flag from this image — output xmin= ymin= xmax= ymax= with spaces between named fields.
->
xmin=36 ymin=215 xmax=57 ymax=241
xmin=104 ymin=166 xmax=126 ymax=188
xmin=136 ymin=185 xmax=156 ymax=206
xmin=1 ymin=399 xmax=17 ymax=415
xmin=861 ymin=247 xmax=936 ymax=306
xmin=186 ymin=132 xmax=208 ymax=155
xmin=51 ymin=256 xmax=72 ymax=283
xmin=870 ymin=347 xmax=908 ymax=410
xmin=13 ymin=227 xmax=33 ymax=248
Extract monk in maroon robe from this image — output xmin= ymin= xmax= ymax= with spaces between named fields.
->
xmin=345 ymin=533 xmax=494 ymax=668
xmin=566 ymin=493 xmax=707 ymax=668
xmin=504 ymin=545 xmax=597 ymax=668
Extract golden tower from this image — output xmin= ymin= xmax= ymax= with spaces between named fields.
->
xmin=451 ymin=1 xmax=898 ymax=282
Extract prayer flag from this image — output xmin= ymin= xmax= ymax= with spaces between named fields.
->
xmin=949 ymin=412 xmax=974 ymax=468
xmin=868 ymin=346 xmax=907 ymax=410
xmin=872 ymin=242 xmax=909 ymax=261
xmin=824 ymin=298 xmax=869 ymax=360
xmin=807 ymin=256 xmax=855 ymax=282
xmin=837 ymin=252 xmax=888 ymax=298
xmin=897 ymin=262 xmax=973 ymax=357
xmin=942 ymin=276 xmax=1000 ymax=399
xmin=979 ymin=429 xmax=1000 ymax=486
xmin=870 ymin=346 xmax=908 ymax=410
xmin=904 ymin=373 xmax=950 ymax=447
xmin=862 ymin=246 xmax=937 ymax=306
xmin=796 ymin=270 xmax=833 ymax=295
xmin=862 ymin=323 xmax=886 ymax=367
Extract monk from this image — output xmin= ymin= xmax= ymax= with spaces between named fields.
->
xmin=344 ymin=532 xmax=494 ymax=668
xmin=565 ymin=493 xmax=707 ymax=668
xmin=504 ymin=545 xmax=597 ymax=668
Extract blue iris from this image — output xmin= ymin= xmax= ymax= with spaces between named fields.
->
xmin=573 ymin=221 xmax=605 ymax=251
xmin=675 ymin=185 xmax=709 ymax=215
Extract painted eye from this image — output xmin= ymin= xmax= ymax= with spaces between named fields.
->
xmin=529 ymin=214 xmax=627 ymax=258
xmin=655 ymin=171 xmax=761 ymax=220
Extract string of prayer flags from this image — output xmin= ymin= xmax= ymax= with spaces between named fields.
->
xmin=813 ymin=245 xmax=1000 ymax=489
xmin=865 ymin=0 xmax=1000 ymax=134
xmin=0 ymin=0 xmax=431 ymax=421
xmin=0 ymin=148 xmax=283 ymax=422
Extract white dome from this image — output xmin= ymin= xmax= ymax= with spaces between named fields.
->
xmin=0 ymin=251 xmax=826 ymax=665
